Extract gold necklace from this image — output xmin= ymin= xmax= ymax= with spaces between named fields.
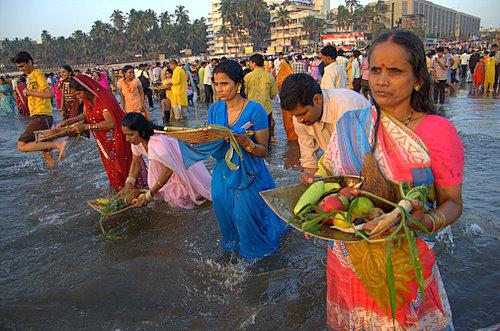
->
xmin=228 ymin=99 xmax=246 ymax=127
xmin=403 ymin=108 xmax=414 ymax=126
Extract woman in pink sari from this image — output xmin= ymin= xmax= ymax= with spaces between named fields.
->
xmin=120 ymin=112 xmax=211 ymax=209
xmin=316 ymin=30 xmax=464 ymax=330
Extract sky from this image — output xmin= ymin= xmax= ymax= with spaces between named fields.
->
xmin=0 ymin=0 xmax=498 ymax=40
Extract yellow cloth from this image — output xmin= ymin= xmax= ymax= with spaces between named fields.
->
xmin=484 ymin=57 xmax=496 ymax=84
xmin=162 ymin=78 xmax=173 ymax=100
xmin=244 ymin=67 xmax=278 ymax=115
xmin=171 ymin=66 xmax=188 ymax=106
xmin=27 ymin=69 xmax=52 ymax=117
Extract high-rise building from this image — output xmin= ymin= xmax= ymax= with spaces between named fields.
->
xmin=206 ymin=0 xmax=331 ymax=55
xmin=269 ymin=0 xmax=330 ymax=50
xmin=378 ymin=0 xmax=480 ymax=40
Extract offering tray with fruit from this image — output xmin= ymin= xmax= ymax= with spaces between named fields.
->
xmin=260 ymin=176 xmax=365 ymax=242
xmin=260 ymin=176 xmax=430 ymax=243
xmin=262 ymin=175 xmax=432 ymax=321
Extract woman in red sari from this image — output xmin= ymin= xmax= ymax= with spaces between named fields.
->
xmin=57 ymin=74 xmax=135 ymax=190
xmin=13 ymin=75 xmax=29 ymax=116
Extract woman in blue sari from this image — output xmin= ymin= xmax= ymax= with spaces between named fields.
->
xmin=181 ymin=60 xmax=287 ymax=260
xmin=0 ymin=77 xmax=16 ymax=115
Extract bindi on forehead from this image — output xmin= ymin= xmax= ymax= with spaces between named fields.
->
xmin=381 ymin=63 xmax=386 ymax=68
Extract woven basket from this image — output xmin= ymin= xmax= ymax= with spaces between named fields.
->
xmin=154 ymin=126 xmax=230 ymax=144
xmin=88 ymin=189 xmax=148 ymax=217
xmin=34 ymin=125 xmax=75 ymax=142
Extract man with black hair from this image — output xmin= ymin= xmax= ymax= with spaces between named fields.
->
xmin=204 ymin=58 xmax=217 ymax=106
xmin=245 ymin=53 xmax=279 ymax=141
xmin=11 ymin=51 xmax=67 ymax=168
xmin=280 ymin=73 xmax=369 ymax=181
xmin=136 ymin=63 xmax=153 ymax=109
xmin=320 ymin=45 xmax=347 ymax=89
xmin=292 ymin=54 xmax=308 ymax=74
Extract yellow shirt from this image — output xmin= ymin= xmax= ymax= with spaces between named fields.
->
xmin=162 ymin=78 xmax=173 ymax=100
xmin=27 ymin=69 xmax=53 ymax=117
xmin=171 ymin=66 xmax=188 ymax=106
xmin=244 ymin=67 xmax=278 ymax=115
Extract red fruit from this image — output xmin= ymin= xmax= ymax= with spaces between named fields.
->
xmin=318 ymin=194 xmax=347 ymax=213
xmin=339 ymin=187 xmax=355 ymax=201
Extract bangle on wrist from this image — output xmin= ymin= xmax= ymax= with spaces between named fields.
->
xmin=125 ymin=175 xmax=136 ymax=186
xmin=244 ymin=140 xmax=256 ymax=153
xmin=426 ymin=213 xmax=437 ymax=233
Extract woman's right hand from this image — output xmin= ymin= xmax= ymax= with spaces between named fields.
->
xmin=117 ymin=185 xmax=133 ymax=197
xmin=56 ymin=120 xmax=69 ymax=128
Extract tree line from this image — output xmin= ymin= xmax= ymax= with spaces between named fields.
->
xmin=0 ymin=5 xmax=206 ymax=71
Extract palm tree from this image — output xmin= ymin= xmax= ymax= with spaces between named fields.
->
xmin=216 ymin=26 xmax=232 ymax=54
xmin=345 ymin=0 xmax=360 ymax=13
xmin=174 ymin=5 xmax=189 ymax=26
xmin=275 ymin=6 xmax=290 ymax=49
xmin=301 ymin=15 xmax=317 ymax=48
xmin=333 ymin=5 xmax=351 ymax=32
xmin=110 ymin=10 xmax=125 ymax=32
xmin=159 ymin=11 xmax=172 ymax=30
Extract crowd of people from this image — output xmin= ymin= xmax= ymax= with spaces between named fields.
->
xmin=2 ymin=28 xmax=470 ymax=329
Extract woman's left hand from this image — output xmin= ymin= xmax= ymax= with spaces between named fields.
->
xmin=72 ymin=122 xmax=85 ymax=134
xmin=233 ymin=133 xmax=251 ymax=146
xmin=407 ymin=199 xmax=427 ymax=231
xmin=132 ymin=193 xmax=150 ymax=207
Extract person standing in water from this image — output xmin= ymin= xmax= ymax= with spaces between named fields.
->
xmin=11 ymin=51 xmax=66 ymax=168
xmin=180 ymin=60 xmax=288 ymax=260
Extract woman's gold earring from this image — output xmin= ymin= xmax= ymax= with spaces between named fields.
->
xmin=414 ymin=85 xmax=420 ymax=91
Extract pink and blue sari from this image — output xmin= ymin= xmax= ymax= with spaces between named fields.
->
xmin=321 ymin=106 xmax=455 ymax=330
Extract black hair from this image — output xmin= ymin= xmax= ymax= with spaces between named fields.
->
xmin=221 ymin=56 xmax=227 ymax=61
xmin=249 ymin=53 xmax=264 ymax=67
xmin=69 ymin=77 xmax=86 ymax=91
xmin=156 ymin=62 xmax=160 ymax=66
xmin=213 ymin=60 xmax=245 ymax=97
xmin=370 ymin=29 xmax=435 ymax=115
xmin=337 ymin=49 xmax=344 ymax=56
xmin=11 ymin=51 xmax=33 ymax=64
xmin=61 ymin=64 xmax=74 ymax=76
xmin=0 ymin=77 xmax=5 ymax=84
xmin=201 ymin=61 xmax=207 ymax=66
xmin=121 ymin=112 xmax=162 ymax=141
xmin=19 ymin=76 xmax=27 ymax=83
xmin=123 ymin=65 xmax=134 ymax=73
xmin=436 ymin=46 xmax=444 ymax=53
xmin=489 ymin=51 xmax=496 ymax=57
xmin=321 ymin=45 xmax=337 ymax=60
xmin=296 ymin=54 xmax=302 ymax=60
xmin=280 ymin=73 xmax=322 ymax=111
xmin=353 ymin=50 xmax=361 ymax=58
xmin=240 ymin=59 xmax=247 ymax=66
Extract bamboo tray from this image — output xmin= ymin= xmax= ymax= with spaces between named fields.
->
xmin=154 ymin=126 xmax=230 ymax=144
xmin=260 ymin=176 xmax=365 ymax=242
xmin=34 ymin=125 xmax=75 ymax=142
xmin=88 ymin=189 xmax=148 ymax=217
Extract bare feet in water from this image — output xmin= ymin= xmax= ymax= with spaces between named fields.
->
xmin=43 ymin=151 xmax=57 ymax=168
xmin=57 ymin=140 xmax=68 ymax=161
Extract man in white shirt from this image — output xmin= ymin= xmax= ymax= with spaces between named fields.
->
xmin=280 ymin=73 xmax=370 ymax=181
xmin=320 ymin=45 xmax=347 ymax=89
xmin=335 ymin=49 xmax=348 ymax=70
xmin=203 ymin=58 xmax=217 ymax=106
xmin=152 ymin=62 xmax=162 ymax=84
xmin=459 ymin=51 xmax=470 ymax=81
